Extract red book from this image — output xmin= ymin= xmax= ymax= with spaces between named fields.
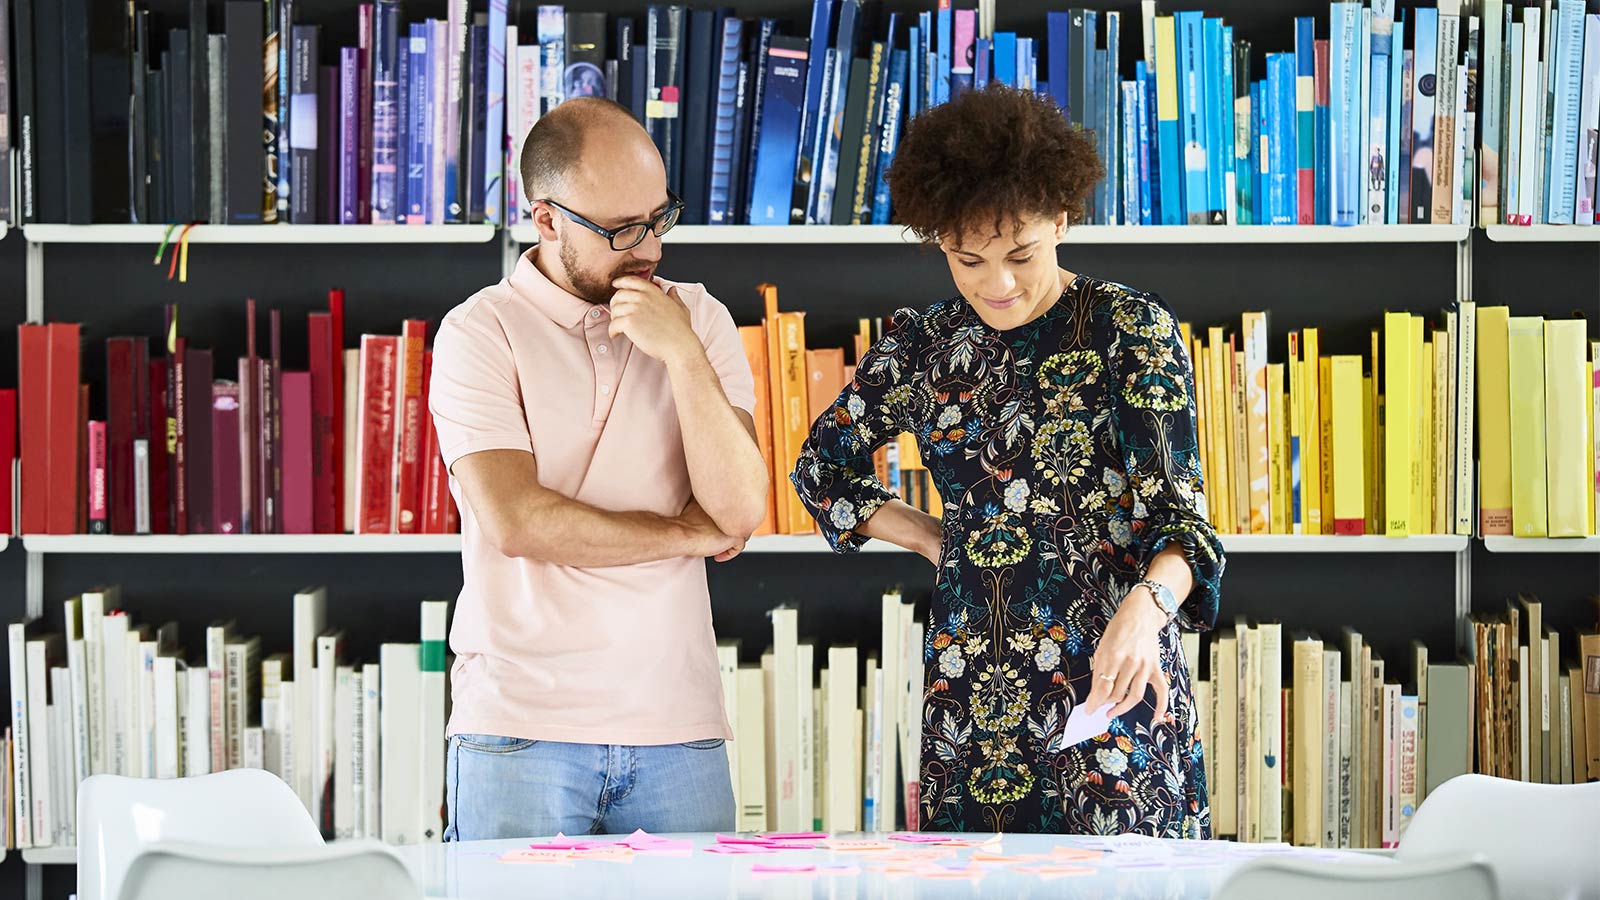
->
xmin=281 ymin=371 xmax=314 ymax=534
xmin=77 ymin=384 xmax=89 ymax=534
xmin=308 ymin=313 xmax=337 ymax=533
xmin=88 ymin=421 xmax=108 ymax=534
xmin=0 ymin=388 xmax=16 ymax=535
xmin=328 ymin=289 xmax=346 ymax=531
xmin=357 ymin=4 xmax=374 ymax=223
xmin=105 ymin=338 xmax=144 ymax=534
xmin=270 ymin=310 xmax=284 ymax=532
xmin=1313 ymin=40 xmax=1330 ymax=226
xmin=394 ymin=320 xmax=426 ymax=533
xmin=356 ymin=335 xmax=399 ymax=533
xmin=212 ymin=382 xmax=243 ymax=534
xmin=244 ymin=299 xmax=260 ymax=533
xmin=172 ymin=336 xmax=189 ymax=536
xmin=148 ymin=359 xmax=172 ymax=534
xmin=418 ymin=352 xmax=444 ymax=534
xmin=48 ymin=324 xmax=83 ymax=535
xmin=18 ymin=325 xmax=49 ymax=534
xmin=184 ymin=349 xmax=214 ymax=534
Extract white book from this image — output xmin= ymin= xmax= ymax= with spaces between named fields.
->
xmin=380 ymin=644 xmax=422 ymax=844
xmin=1558 ymin=673 xmax=1573 ymax=784
xmin=1382 ymin=683 xmax=1400 ymax=847
xmin=126 ymin=630 xmax=146 ymax=779
xmin=138 ymin=639 xmax=157 ymax=778
xmin=823 ymin=646 xmax=859 ymax=832
xmin=812 ymin=686 xmax=822 ymax=830
xmin=1338 ymin=680 xmax=1353 ymax=848
xmin=314 ymin=631 xmax=343 ymax=834
xmin=175 ymin=663 xmax=189 ymax=776
xmin=1519 ymin=9 xmax=1543 ymax=223
xmin=27 ymin=639 xmax=57 ymax=848
xmin=1508 ymin=21 xmax=1528 ymax=220
xmin=1398 ymin=693 xmax=1419 ymax=838
xmin=243 ymin=727 xmax=265 ymax=770
xmin=501 ymin=24 xmax=520 ymax=224
xmin=361 ymin=664 xmax=382 ymax=840
xmin=1359 ymin=6 xmax=1373 ymax=224
xmin=1481 ymin=0 xmax=1507 ymax=223
xmin=867 ymin=661 xmax=884 ymax=834
xmin=67 ymin=639 xmax=90 ymax=799
xmin=205 ymin=622 xmax=232 ymax=772
xmin=770 ymin=608 xmax=800 ymax=832
xmin=154 ymin=656 xmax=179 ymax=779
xmin=1455 ymin=63 xmax=1469 ymax=224
xmin=1545 ymin=631 xmax=1560 ymax=784
xmin=261 ymin=655 xmax=287 ymax=780
xmin=350 ymin=667 xmax=366 ymax=840
xmin=796 ymin=642 xmax=815 ymax=833
xmin=226 ymin=637 xmax=261 ymax=771
xmin=1322 ymin=649 xmax=1342 ymax=848
xmin=277 ymin=681 xmax=296 ymax=805
xmin=735 ymin=666 xmax=767 ymax=832
xmin=716 ymin=643 xmax=740 ymax=819
xmin=1519 ymin=644 xmax=1531 ymax=782
xmin=1455 ymin=301 xmax=1477 ymax=534
xmin=185 ymin=667 xmax=211 ymax=777
xmin=101 ymin=613 xmax=130 ymax=777
xmin=334 ymin=665 xmax=356 ymax=840
xmin=876 ymin=591 xmax=902 ymax=833
xmin=293 ymin=587 xmax=327 ymax=808
xmin=901 ymin=612 xmax=924 ymax=831
xmin=419 ymin=600 xmax=449 ymax=843
xmin=1576 ymin=14 xmax=1600 ymax=223
xmin=80 ymin=590 xmax=110 ymax=778
xmin=49 ymin=668 xmax=72 ymax=845
xmin=1259 ymin=623 xmax=1283 ymax=843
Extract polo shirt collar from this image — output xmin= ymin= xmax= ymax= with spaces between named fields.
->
xmin=510 ymin=248 xmax=601 ymax=330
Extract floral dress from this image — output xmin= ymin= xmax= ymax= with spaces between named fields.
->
xmin=792 ymin=275 xmax=1225 ymax=836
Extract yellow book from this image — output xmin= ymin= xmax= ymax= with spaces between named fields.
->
xmin=1369 ymin=330 xmax=1383 ymax=533
xmin=1452 ymin=303 xmax=1476 ymax=536
xmin=1233 ymin=341 xmax=1251 ymax=535
xmin=1243 ymin=313 xmax=1271 ymax=533
xmin=1303 ymin=328 xmax=1326 ymax=535
xmin=1193 ymin=337 xmax=1212 ymax=524
xmin=1411 ymin=317 xmax=1427 ymax=535
xmin=1433 ymin=331 xmax=1451 ymax=535
xmin=1208 ymin=328 xmax=1233 ymax=533
xmin=1383 ymin=312 xmax=1413 ymax=537
xmin=1269 ymin=363 xmax=1287 ymax=535
xmin=1589 ymin=352 xmax=1597 ymax=535
xmin=1418 ymin=335 xmax=1434 ymax=534
xmin=1155 ymin=16 xmax=1182 ymax=215
xmin=1180 ymin=321 xmax=1193 ymax=350
xmin=1288 ymin=333 xmax=1304 ymax=535
xmin=854 ymin=318 xmax=873 ymax=364
xmin=1332 ymin=356 xmax=1366 ymax=534
xmin=1476 ymin=306 xmax=1514 ymax=534
xmin=1292 ymin=636 xmax=1325 ymax=847
xmin=1544 ymin=320 xmax=1588 ymax=537
xmin=1507 ymin=317 xmax=1549 ymax=537
xmin=1215 ymin=629 xmax=1240 ymax=838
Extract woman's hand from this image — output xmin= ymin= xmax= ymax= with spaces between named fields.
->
xmin=1084 ymin=585 xmax=1172 ymax=725
xmin=855 ymin=499 xmax=944 ymax=566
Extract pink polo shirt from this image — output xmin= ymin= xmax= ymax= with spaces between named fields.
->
xmin=430 ymin=249 xmax=755 ymax=745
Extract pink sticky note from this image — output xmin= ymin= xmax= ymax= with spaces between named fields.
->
xmin=762 ymin=840 xmax=826 ymax=851
xmin=751 ymin=864 xmax=816 ymax=874
xmin=888 ymin=832 xmax=957 ymax=843
xmin=760 ymin=832 xmax=829 ymax=841
xmin=822 ymin=839 xmax=894 ymax=852
xmin=1015 ymin=863 xmax=1096 ymax=880
xmin=1049 ymin=847 xmax=1105 ymax=863
xmin=524 ymin=833 xmax=586 ymax=850
xmin=703 ymin=843 xmax=778 ymax=855
xmin=715 ymin=834 xmax=775 ymax=845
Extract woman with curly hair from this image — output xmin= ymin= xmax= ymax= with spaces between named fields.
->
xmin=792 ymin=84 xmax=1224 ymax=836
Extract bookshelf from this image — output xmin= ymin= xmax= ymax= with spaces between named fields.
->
xmin=20 ymin=224 xmax=498 ymax=245
xmin=509 ymin=223 xmax=1472 ymax=246
xmin=1481 ymin=537 xmax=1600 ymax=554
xmin=1482 ymin=225 xmax=1600 ymax=244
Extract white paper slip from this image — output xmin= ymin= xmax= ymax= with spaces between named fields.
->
xmin=1060 ymin=702 xmax=1117 ymax=749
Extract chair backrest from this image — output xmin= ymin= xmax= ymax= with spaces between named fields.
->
xmin=116 ymin=840 xmax=421 ymax=900
xmin=1396 ymin=774 xmax=1600 ymax=900
xmin=77 ymin=769 xmax=324 ymax=900
xmin=1215 ymin=854 xmax=1498 ymax=900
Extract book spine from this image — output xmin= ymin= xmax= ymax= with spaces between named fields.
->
xmin=1369 ymin=1 xmax=1395 ymax=224
xmin=357 ymin=337 xmax=399 ymax=533
xmin=1547 ymin=0 xmax=1586 ymax=224
xmin=1481 ymin=0 xmax=1505 ymax=225
xmin=319 ymin=65 xmax=340 ymax=224
xmin=357 ymin=3 xmax=374 ymax=224
xmin=407 ymin=27 xmax=430 ymax=223
xmin=394 ymin=321 xmax=427 ymax=533
xmin=88 ymin=421 xmax=107 ymax=534
xmin=372 ymin=0 xmax=401 ymax=225
xmin=1576 ymin=15 xmax=1600 ymax=222
xmin=431 ymin=19 xmax=450 ymax=224
xmin=1295 ymin=18 xmax=1315 ymax=223
xmin=290 ymin=26 xmax=321 ymax=224
xmin=225 ymin=2 xmax=263 ymax=223
xmin=340 ymin=48 xmax=359 ymax=224
xmin=1433 ymin=6 xmax=1461 ymax=226
xmin=484 ymin=0 xmax=507 ymax=225
xmin=445 ymin=0 xmax=470 ymax=222
xmin=708 ymin=16 xmax=744 ymax=225
xmin=213 ymin=383 xmax=242 ymax=534
xmin=792 ymin=0 xmax=836 ymax=224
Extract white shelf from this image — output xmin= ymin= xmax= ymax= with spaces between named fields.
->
xmin=21 ymin=534 xmax=464 ymax=554
xmin=22 ymin=224 xmax=497 ymax=244
xmin=22 ymin=846 xmax=75 ymax=865
xmin=508 ymin=223 xmax=1470 ymax=246
xmin=1483 ymin=224 xmax=1600 ymax=243
xmin=1482 ymin=536 xmax=1600 ymax=554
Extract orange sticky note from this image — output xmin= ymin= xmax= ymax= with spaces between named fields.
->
xmin=1048 ymin=847 xmax=1106 ymax=863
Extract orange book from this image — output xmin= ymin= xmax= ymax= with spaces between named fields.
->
xmin=394 ymin=319 xmax=428 ymax=534
xmin=806 ymin=348 xmax=846 ymax=424
xmin=761 ymin=284 xmax=813 ymax=533
xmin=739 ymin=325 xmax=777 ymax=537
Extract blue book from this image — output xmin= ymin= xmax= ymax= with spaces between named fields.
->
xmin=1315 ymin=92 xmax=1329 ymax=224
xmin=483 ymin=0 xmax=507 ymax=225
xmin=1386 ymin=18 xmax=1404 ymax=225
xmin=1156 ymin=29 xmax=1183 ymax=225
xmin=1268 ymin=53 xmax=1296 ymax=224
xmin=1330 ymin=2 xmax=1360 ymax=225
xmin=1368 ymin=0 xmax=1394 ymax=225
xmin=871 ymin=48 xmax=908 ymax=224
xmin=740 ymin=19 xmax=778 ymax=224
xmin=372 ymin=0 xmax=402 ymax=225
xmin=1220 ymin=25 xmax=1236 ymax=224
xmin=1410 ymin=7 xmax=1438 ymax=224
xmin=708 ymin=16 xmax=744 ymax=224
xmin=1122 ymin=82 xmax=1141 ymax=225
xmin=406 ymin=25 xmax=429 ymax=223
xmin=1143 ymin=61 xmax=1161 ymax=223
xmin=1203 ymin=18 xmax=1226 ymax=223
xmin=907 ymin=25 xmax=922 ymax=119
xmin=994 ymin=32 xmax=1016 ymax=88
xmin=814 ymin=0 xmax=860 ymax=221
xmin=1103 ymin=12 xmax=1120 ymax=222
xmin=1547 ymin=0 xmax=1585 ymax=224
xmin=748 ymin=36 xmax=809 ymax=224
xmin=1019 ymin=37 xmax=1035 ymax=90
xmin=917 ymin=12 xmax=932 ymax=112
xmin=975 ymin=37 xmax=991 ymax=90
xmin=792 ymin=0 xmax=836 ymax=225
xmin=394 ymin=38 xmax=409 ymax=224
xmin=1252 ymin=79 xmax=1267 ymax=224
xmin=1176 ymin=11 xmax=1208 ymax=224
xmin=1137 ymin=73 xmax=1153 ymax=224
xmin=1048 ymin=11 xmax=1070 ymax=112
xmin=1294 ymin=17 xmax=1316 ymax=222
xmin=935 ymin=6 xmax=951 ymax=106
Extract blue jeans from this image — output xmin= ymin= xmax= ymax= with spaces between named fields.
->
xmin=443 ymin=734 xmax=736 ymax=840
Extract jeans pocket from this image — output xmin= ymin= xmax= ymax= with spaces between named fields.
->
xmin=682 ymin=738 xmax=726 ymax=751
xmin=457 ymin=733 xmax=539 ymax=754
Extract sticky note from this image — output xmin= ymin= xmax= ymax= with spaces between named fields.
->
xmin=822 ymin=839 xmax=894 ymax=852
xmin=1060 ymin=702 xmax=1117 ymax=749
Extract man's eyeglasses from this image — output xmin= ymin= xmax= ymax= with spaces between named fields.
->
xmin=537 ymin=191 xmax=684 ymax=251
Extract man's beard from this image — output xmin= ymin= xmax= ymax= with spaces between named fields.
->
xmin=559 ymin=237 xmax=652 ymax=307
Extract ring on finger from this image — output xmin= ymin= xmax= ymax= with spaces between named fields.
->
xmin=1098 ymin=673 xmax=1116 ymax=683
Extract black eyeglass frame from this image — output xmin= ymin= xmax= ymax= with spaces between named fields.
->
xmin=536 ymin=190 xmax=685 ymax=251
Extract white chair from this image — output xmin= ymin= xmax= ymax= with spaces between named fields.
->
xmin=1396 ymin=774 xmax=1600 ymax=900
xmin=116 ymin=840 xmax=422 ymax=900
xmin=77 ymin=769 xmax=323 ymax=900
xmin=1215 ymin=853 xmax=1498 ymax=900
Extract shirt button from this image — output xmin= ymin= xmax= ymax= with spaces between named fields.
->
xmin=597 ymin=344 xmax=609 ymax=354
xmin=600 ymin=385 xmax=611 ymax=395
xmin=589 ymin=308 xmax=602 ymax=319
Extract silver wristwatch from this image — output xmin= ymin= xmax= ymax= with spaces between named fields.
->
xmin=1137 ymin=579 xmax=1179 ymax=624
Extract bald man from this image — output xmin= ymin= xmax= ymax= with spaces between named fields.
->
xmin=430 ymin=98 xmax=768 ymax=840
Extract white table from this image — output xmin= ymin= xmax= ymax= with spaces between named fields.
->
xmin=394 ymin=832 xmax=1383 ymax=899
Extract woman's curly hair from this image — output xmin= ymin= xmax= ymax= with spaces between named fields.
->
xmin=885 ymin=84 xmax=1103 ymax=247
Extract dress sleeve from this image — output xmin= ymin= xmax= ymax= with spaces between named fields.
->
xmin=1107 ymin=291 xmax=1226 ymax=631
xmin=791 ymin=308 xmax=922 ymax=552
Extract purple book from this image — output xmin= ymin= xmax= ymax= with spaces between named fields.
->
xmin=340 ymin=47 xmax=359 ymax=224
xmin=372 ymin=0 xmax=401 ymax=223
xmin=280 ymin=371 xmax=313 ymax=534
xmin=212 ymin=382 xmax=243 ymax=534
